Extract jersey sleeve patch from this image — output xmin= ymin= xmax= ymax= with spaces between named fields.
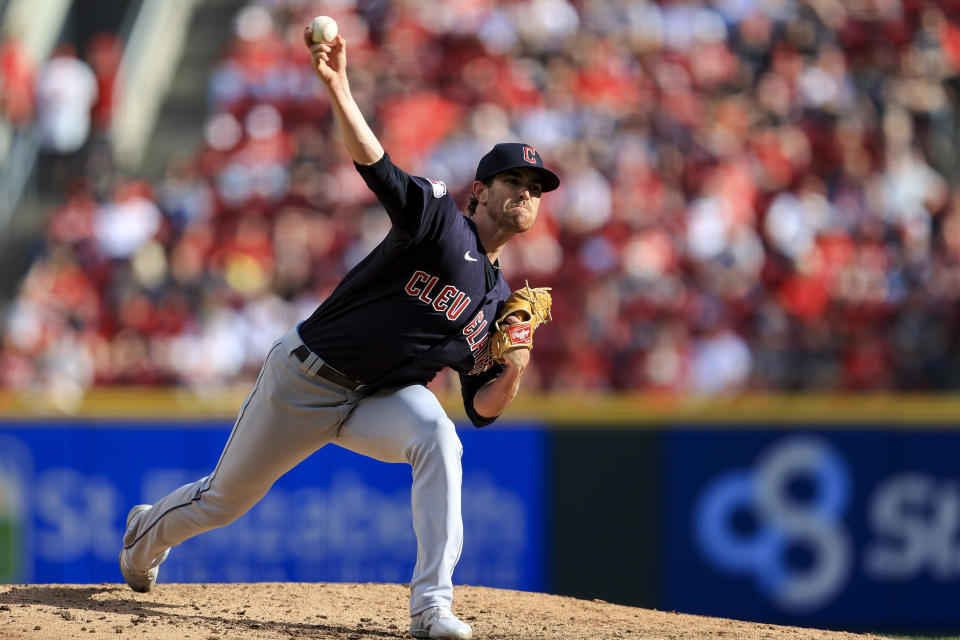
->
xmin=429 ymin=179 xmax=447 ymax=198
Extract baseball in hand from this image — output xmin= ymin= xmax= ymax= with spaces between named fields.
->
xmin=310 ymin=15 xmax=338 ymax=43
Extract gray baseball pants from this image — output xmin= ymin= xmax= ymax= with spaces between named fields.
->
xmin=122 ymin=325 xmax=465 ymax=616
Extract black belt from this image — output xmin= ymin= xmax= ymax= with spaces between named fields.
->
xmin=292 ymin=345 xmax=377 ymax=396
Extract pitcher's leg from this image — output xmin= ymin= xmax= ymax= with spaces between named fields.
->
xmin=124 ymin=341 xmax=347 ymax=574
xmin=335 ymin=385 xmax=464 ymax=616
xmin=406 ymin=416 xmax=464 ymax=615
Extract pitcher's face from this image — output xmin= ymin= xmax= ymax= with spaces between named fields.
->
xmin=483 ymin=169 xmax=543 ymax=233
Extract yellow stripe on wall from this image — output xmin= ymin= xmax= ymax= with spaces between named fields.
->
xmin=2 ymin=388 xmax=960 ymax=428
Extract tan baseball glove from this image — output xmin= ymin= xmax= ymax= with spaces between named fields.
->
xmin=489 ymin=283 xmax=553 ymax=364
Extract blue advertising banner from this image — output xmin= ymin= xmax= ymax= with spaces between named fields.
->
xmin=0 ymin=422 xmax=547 ymax=592
xmin=664 ymin=428 xmax=960 ymax=632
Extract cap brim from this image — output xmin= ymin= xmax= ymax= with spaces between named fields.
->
xmin=533 ymin=167 xmax=561 ymax=192
xmin=482 ymin=164 xmax=561 ymax=192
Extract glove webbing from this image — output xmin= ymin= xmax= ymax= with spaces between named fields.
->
xmin=513 ymin=281 xmax=552 ymax=327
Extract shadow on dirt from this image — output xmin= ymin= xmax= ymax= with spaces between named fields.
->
xmin=0 ymin=585 xmax=400 ymax=638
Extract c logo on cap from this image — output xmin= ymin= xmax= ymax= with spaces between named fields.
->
xmin=523 ymin=146 xmax=537 ymax=164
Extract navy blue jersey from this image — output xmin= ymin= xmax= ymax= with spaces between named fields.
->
xmin=298 ymin=153 xmax=509 ymax=425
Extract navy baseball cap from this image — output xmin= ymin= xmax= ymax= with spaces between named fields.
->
xmin=475 ymin=143 xmax=560 ymax=192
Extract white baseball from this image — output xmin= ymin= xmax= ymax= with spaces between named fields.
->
xmin=310 ymin=15 xmax=338 ymax=44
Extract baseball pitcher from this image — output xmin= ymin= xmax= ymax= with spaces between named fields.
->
xmin=118 ymin=25 xmax=558 ymax=640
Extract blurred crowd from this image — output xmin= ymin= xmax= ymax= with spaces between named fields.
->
xmin=1 ymin=30 xmax=121 ymax=177
xmin=4 ymin=0 xmax=960 ymax=397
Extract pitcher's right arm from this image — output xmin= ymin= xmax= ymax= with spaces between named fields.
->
xmin=303 ymin=29 xmax=384 ymax=166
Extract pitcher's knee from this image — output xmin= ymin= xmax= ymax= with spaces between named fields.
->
xmin=407 ymin=416 xmax=462 ymax=465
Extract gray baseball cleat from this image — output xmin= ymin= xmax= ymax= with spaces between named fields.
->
xmin=119 ymin=504 xmax=167 ymax=593
xmin=410 ymin=606 xmax=473 ymax=639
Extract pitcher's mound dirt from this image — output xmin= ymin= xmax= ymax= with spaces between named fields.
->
xmin=0 ymin=582 xmax=887 ymax=640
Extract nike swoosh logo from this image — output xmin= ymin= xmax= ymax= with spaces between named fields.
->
xmin=464 ymin=251 xmax=478 ymax=262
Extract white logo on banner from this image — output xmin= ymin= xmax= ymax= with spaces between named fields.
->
xmin=693 ymin=436 xmax=852 ymax=612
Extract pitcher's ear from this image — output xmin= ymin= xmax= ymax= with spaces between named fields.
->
xmin=473 ymin=180 xmax=488 ymax=205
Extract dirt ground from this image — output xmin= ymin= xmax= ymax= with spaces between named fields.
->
xmin=0 ymin=582 xmax=892 ymax=640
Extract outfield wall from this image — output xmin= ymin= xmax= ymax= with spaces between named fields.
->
xmin=2 ymin=392 xmax=960 ymax=633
